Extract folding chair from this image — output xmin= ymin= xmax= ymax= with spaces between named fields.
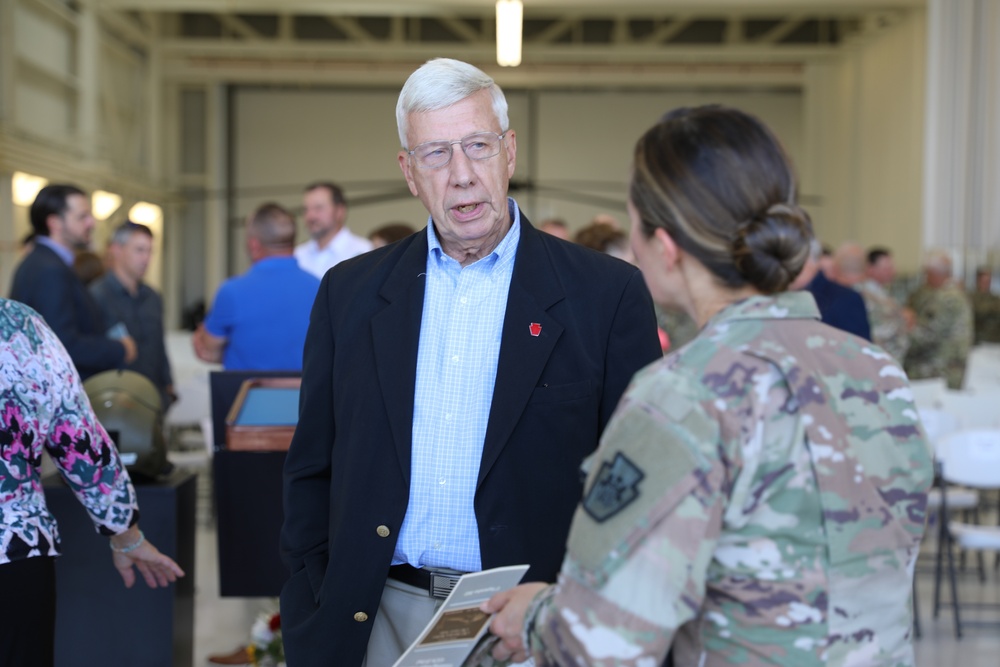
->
xmin=921 ymin=408 xmax=975 ymax=534
xmin=913 ymin=409 xmax=973 ymax=639
xmin=963 ymin=345 xmax=1000 ymax=391
xmin=909 ymin=377 xmax=948 ymax=411
xmin=932 ymin=428 xmax=1000 ymax=638
xmin=938 ymin=389 xmax=1000 ymax=430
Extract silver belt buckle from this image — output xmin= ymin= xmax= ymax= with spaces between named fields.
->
xmin=430 ymin=571 xmax=461 ymax=599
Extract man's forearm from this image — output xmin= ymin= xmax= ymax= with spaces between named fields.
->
xmin=192 ymin=325 xmax=225 ymax=363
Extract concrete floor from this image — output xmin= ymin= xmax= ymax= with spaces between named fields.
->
xmin=912 ymin=544 xmax=1000 ymax=666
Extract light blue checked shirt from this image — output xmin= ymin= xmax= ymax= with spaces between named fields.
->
xmin=393 ymin=199 xmax=522 ymax=573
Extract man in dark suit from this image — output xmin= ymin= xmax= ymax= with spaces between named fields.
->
xmin=792 ymin=239 xmax=871 ymax=340
xmin=10 ymin=184 xmax=136 ymax=379
xmin=280 ymin=58 xmax=662 ymax=667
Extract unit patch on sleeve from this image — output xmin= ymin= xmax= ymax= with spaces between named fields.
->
xmin=582 ymin=452 xmax=645 ymax=522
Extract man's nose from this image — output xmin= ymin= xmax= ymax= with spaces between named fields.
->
xmin=448 ymin=148 xmax=476 ymax=187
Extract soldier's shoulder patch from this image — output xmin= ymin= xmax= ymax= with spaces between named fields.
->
xmin=582 ymin=452 xmax=645 ymax=522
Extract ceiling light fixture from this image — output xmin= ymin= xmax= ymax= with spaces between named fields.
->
xmin=12 ymin=172 xmax=48 ymax=207
xmin=129 ymin=201 xmax=163 ymax=228
xmin=92 ymin=190 xmax=122 ymax=221
xmin=496 ymin=0 xmax=523 ymax=67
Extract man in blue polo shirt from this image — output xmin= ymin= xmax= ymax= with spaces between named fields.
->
xmin=193 ymin=203 xmax=320 ymax=370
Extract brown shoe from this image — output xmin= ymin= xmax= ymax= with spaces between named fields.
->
xmin=207 ymin=645 xmax=251 ymax=664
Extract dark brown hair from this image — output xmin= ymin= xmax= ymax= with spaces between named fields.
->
xmin=30 ymin=184 xmax=86 ymax=236
xmin=304 ymin=181 xmax=347 ymax=207
xmin=574 ymin=223 xmax=627 ymax=255
xmin=630 ymin=105 xmax=812 ymax=294
xmin=369 ymin=222 xmax=415 ymax=245
xmin=73 ymin=251 xmax=105 ymax=286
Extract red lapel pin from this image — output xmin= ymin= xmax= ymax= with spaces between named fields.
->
xmin=529 ymin=322 xmax=542 ymax=337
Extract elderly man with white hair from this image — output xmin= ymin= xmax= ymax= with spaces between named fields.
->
xmin=904 ymin=249 xmax=973 ymax=389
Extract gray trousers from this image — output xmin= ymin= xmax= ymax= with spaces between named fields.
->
xmin=362 ymin=577 xmax=445 ymax=667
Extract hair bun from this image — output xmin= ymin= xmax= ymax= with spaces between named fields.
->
xmin=732 ymin=202 xmax=813 ymax=293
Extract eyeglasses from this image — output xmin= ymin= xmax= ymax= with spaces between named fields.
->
xmin=406 ymin=131 xmax=509 ymax=170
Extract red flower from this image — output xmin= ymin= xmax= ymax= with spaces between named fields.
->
xmin=268 ymin=613 xmax=281 ymax=632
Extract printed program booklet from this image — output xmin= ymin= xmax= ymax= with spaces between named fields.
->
xmin=391 ymin=564 xmax=530 ymax=667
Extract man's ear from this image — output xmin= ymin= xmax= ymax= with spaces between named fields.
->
xmin=398 ymin=152 xmax=419 ymax=197
xmin=46 ymin=213 xmax=61 ymax=237
xmin=503 ymin=130 xmax=517 ymax=179
xmin=246 ymin=234 xmax=262 ymax=260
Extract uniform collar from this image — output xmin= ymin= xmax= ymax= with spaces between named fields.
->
xmin=706 ymin=291 xmax=822 ymax=329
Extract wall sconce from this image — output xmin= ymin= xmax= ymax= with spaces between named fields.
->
xmin=128 ymin=201 xmax=163 ymax=229
xmin=92 ymin=190 xmax=122 ymax=220
xmin=12 ymin=171 xmax=49 ymax=207
xmin=496 ymin=0 xmax=523 ymax=67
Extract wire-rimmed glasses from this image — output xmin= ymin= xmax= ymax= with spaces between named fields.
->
xmin=406 ymin=131 xmax=509 ymax=169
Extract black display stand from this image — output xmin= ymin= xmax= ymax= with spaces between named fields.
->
xmin=210 ymin=370 xmax=297 ymax=597
xmin=44 ymin=470 xmax=197 ymax=667
xmin=213 ymin=450 xmax=288 ymax=596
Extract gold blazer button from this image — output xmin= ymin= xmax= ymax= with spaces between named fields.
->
xmin=354 ymin=611 xmax=369 ymax=622
xmin=376 ymin=525 xmax=391 ymax=538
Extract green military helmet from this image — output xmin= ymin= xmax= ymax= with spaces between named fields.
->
xmin=83 ymin=369 xmax=167 ymax=481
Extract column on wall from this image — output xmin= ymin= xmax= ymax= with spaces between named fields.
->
xmin=802 ymin=11 xmax=927 ymax=274
xmin=77 ymin=7 xmax=101 ymax=161
xmin=0 ymin=172 xmax=17 ymax=294
xmin=204 ymin=84 xmax=229 ymax=307
xmin=923 ymin=0 xmax=1000 ymax=275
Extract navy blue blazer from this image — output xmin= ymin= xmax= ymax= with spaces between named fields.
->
xmin=280 ymin=215 xmax=662 ymax=667
xmin=806 ymin=270 xmax=872 ymax=341
xmin=10 ymin=243 xmax=124 ymax=379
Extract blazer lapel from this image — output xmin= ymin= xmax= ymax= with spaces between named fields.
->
xmin=478 ymin=219 xmax=565 ymax=486
xmin=372 ymin=233 xmax=429 ymax=485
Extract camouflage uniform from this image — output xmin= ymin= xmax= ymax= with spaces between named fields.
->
xmin=903 ymin=282 xmax=973 ymax=389
xmin=856 ymin=278 xmax=910 ymax=362
xmin=473 ymin=291 xmax=932 ymax=667
xmin=971 ymin=290 xmax=1000 ymax=344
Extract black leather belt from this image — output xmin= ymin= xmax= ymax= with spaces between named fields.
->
xmin=388 ymin=564 xmax=464 ymax=599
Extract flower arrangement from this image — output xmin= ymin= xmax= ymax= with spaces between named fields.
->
xmin=247 ymin=610 xmax=284 ymax=667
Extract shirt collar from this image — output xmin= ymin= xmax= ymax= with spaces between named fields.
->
xmin=705 ymin=291 xmax=822 ymax=329
xmin=308 ymin=227 xmax=351 ymax=255
xmin=252 ymin=255 xmax=298 ymax=270
xmin=104 ymin=271 xmax=146 ymax=298
xmin=426 ymin=197 xmax=521 ymax=269
xmin=104 ymin=271 xmax=129 ymax=295
xmin=36 ymin=236 xmax=75 ymax=266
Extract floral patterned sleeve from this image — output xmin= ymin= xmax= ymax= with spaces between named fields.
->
xmin=0 ymin=299 xmax=138 ymax=565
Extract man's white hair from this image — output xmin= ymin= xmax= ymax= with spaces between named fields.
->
xmin=924 ymin=248 xmax=953 ymax=275
xmin=395 ymin=58 xmax=510 ymax=149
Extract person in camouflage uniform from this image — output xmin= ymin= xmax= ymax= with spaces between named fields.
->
xmin=971 ymin=266 xmax=1000 ymax=344
xmin=473 ymin=106 xmax=933 ymax=667
xmin=849 ymin=246 xmax=911 ymax=362
xmin=903 ymin=251 xmax=973 ymax=389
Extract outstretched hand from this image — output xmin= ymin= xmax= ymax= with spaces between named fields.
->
xmin=479 ymin=582 xmax=548 ymax=663
xmin=110 ymin=530 xmax=185 ymax=589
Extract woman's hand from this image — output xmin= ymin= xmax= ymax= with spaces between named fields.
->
xmin=110 ymin=526 xmax=185 ymax=589
xmin=480 ymin=582 xmax=548 ymax=663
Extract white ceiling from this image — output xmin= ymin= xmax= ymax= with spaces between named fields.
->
xmin=88 ymin=0 xmax=925 ymax=14
xmin=84 ymin=0 xmax=926 ymax=87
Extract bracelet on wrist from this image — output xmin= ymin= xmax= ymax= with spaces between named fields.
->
xmin=110 ymin=530 xmax=145 ymax=554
